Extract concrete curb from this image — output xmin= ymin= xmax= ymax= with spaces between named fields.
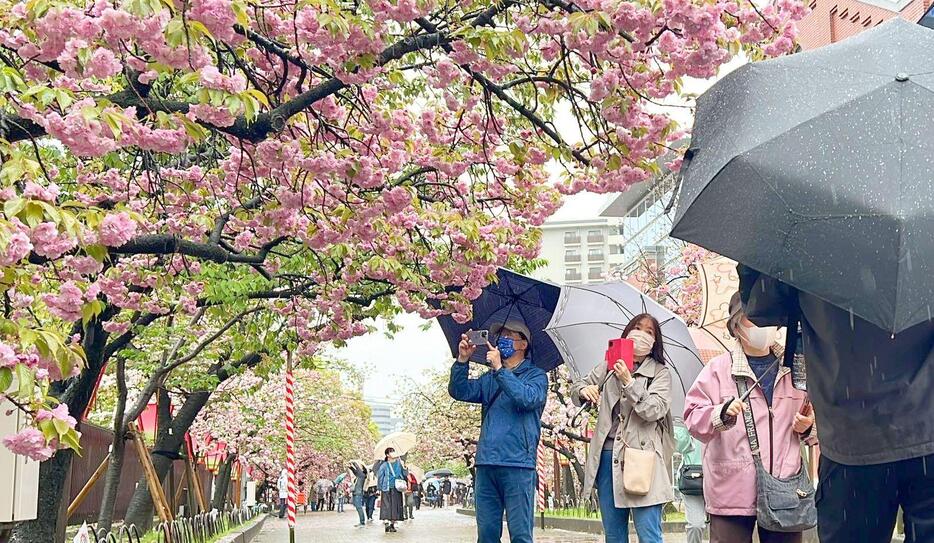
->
xmin=216 ymin=514 xmax=268 ymax=543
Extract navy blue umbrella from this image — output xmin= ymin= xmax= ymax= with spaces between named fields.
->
xmin=436 ymin=268 xmax=563 ymax=371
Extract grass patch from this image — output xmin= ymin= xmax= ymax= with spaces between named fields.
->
xmin=132 ymin=515 xmax=262 ymax=543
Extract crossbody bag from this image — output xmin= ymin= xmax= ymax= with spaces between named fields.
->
xmin=735 ymin=376 xmax=816 ymax=532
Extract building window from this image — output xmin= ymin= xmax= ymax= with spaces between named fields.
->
xmin=565 ymin=249 xmax=581 ymax=262
xmin=589 ymin=267 xmax=604 ymax=280
xmin=587 ymin=229 xmax=603 ymax=243
xmin=588 ymin=248 xmax=604 ymax=261
xmin=565 ymin=268 xmax=581 ymax=281
xmin=564 ymin=231 xmax=581 ymax=244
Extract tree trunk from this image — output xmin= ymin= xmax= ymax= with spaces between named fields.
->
xmin=96 ymin=356 xmax=129 ymax=534
xmin=121 ymin=352 xmax=261 ymax=530
xmin=123 ymin=391 xmax=209 ymax=530
xmin=211 ymin=456 xmax=234 ymax=512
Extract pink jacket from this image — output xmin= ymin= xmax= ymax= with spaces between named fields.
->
xmin=683 ymin=348 xmax=816 ymax=517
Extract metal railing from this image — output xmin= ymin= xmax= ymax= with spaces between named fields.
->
xmin=88 ymin=504 xmax=268 ymax=543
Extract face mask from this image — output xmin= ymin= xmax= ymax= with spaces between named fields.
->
xmin=740 ymin=325 xmax=777 ymax=351
xmin=497 ymin=337 xmax=517 ymax=359
xmin=628 ymin=329 xmax=655 ymax=357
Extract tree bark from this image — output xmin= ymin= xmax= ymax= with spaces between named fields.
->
xmin=211 ymin=456 xmax=234 ymax=512
xmin=96 ymin=357 xmax=129 ymax=534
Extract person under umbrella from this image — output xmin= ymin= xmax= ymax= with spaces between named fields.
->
xmin=448 ymin=320 xmax=547 ymax=543
xmin=684 ymin=293 xmax=816 ymax=542
xmin=377 ymin=447 xmax=408 ymax=533
xmin=669 ymin=18 xmax=934 ymax=542
xmin=570 ymin=314 xmax=674 ymax=543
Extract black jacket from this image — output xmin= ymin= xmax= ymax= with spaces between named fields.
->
xmin=739 ymin=265 xmax=934 ymax=465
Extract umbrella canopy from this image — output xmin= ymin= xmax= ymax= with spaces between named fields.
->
xmin=407 ymin=465 xmax=425 ymax=482
xmin=436 ymin=268 xmax=563 ymax=371
xmin=424 ymin=468 xmax=454 ymax=479
xmin=315 ymin=479 xmax=333 ymax=492
xmin=671 ymin=18 xmax=934 ymax=334
xmin=373 ymin=431 xmax=417 ymax=461
xmin=334 ymin=472 xmax=348 ymax=485
xmin=545 ymin=282 xmax=704 ymax=424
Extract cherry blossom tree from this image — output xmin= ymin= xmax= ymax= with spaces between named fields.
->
xmin=0 ymin=0 xmax=807 ymax=536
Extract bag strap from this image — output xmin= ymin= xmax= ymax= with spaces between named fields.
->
xmin=735 ymin=377 xmax=761 ymax=460
xmin=481 ymin=386 xmax=504 ymax=425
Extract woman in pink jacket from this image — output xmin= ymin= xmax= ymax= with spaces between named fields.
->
xmin=684 ymin=293 xmax=816 ymax=543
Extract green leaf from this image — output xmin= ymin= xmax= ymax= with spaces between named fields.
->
xmin=4 ymin=197 xmax=26 ymax=218
xmin=15 ymin=363 xmax=34 ymax=398
xmin=0 ymin=367 xmax=12 ymax=393
xmin=60 ymin=430 xmax=82 ymax=455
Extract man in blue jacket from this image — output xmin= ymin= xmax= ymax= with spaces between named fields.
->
xmin=448 ymin=320 xmax=548 ymax=543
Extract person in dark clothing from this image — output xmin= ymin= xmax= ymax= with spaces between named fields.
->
xmin=448 ymin=321 xmax=548 ymax=543
xmin=349 ymin=461 xmax=367 ymax=528
xmin=364 ymin=478 xmax=378 ymax=523
xmin=441 ymin=478 xmax=452 ymax=507
xmin=739 ymin=265 xmax=934 ymax=543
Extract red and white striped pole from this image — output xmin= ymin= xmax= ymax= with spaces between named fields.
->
xmin=536 ymin=442 xmax=546 ymax=528
xmin=285 ymin=351 xmax=297 ymax=542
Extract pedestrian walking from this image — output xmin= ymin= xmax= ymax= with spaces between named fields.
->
xmin=675 ymin=425 xmax=706 ymax=543
xmin=405 ymin=473 xmax=418 ymax=521
xmin=348 ymin=461 xmax=368 ymax=528
xmin=277 ymin=468 xmax=288 ymax=519
xmin=377 ymin=447 xmax=407 ymax=533
xmin=364 ymin=469 xmax=379 ymax=523
xmin=570 ymin=313 xmax=675 ymax=543
xmin=337 ymin=483 xmax=346 ymax=513
xmin=448 ymin=320 xmax=548 ymax=543
xmin=441 ymin=477 xmax=452 ymax=507
xmin=684 ymin=293 xmax=816 ymax=543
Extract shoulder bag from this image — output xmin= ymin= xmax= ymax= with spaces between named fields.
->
xmin=735 ymin=376 xmax=817 ymax=532
xmin=620 ymin=374 xmax=657 ymax=496
xmin=387 ymin=462 xmax=408 ymax=493
xmin=678 ymin=464 xmax=704 ymax=496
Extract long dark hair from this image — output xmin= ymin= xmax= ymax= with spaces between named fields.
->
xmin=621 ymin=313 xmax=666 ymax=364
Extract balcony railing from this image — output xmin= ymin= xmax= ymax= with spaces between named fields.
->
xmin=564 ymin=234 xmax=581 ymax=244
xmin=587 ymin=234 xmax=604 ymax=243
xmin=588 ymin=251 xmax=605 ymax=261
xmin=565 ymin=273 xmax=582 ymax=281
xmin=588 ymin=270 xmax=604 ymax=280
xmin=565 ymin=254 xmax=581 ymax=262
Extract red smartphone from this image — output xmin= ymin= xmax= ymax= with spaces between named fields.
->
xmin=605 ymin=338 xmax=634 ymax=371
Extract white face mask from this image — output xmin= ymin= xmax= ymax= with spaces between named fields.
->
xmin=628 ymin=329 xmax=655 ymax=357
xmin=739 ymin=325 xmax=777 ymax=351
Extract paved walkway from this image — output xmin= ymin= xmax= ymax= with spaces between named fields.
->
xmin=254 ymin=507 xmax=688 ymax=542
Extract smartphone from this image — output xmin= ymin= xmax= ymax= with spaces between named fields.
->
xmin=605 ymin=338 xmax=634 ymax=371
xmin=467 ymin=330 xmax=489 ymax=346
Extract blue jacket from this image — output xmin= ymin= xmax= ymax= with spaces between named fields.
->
xmin=448 ymin=359 xmax=548 ymax=469
xmin=377 ymin=460 xmax=407 ymax=492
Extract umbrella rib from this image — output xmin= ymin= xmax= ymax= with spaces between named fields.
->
xmin=566 ymin=285 xmax=640 ymax=318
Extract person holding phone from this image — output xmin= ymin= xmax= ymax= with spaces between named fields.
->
xmin=569 ymin=313 xmax=674 ymax=543
xmin=683 ymin=293 xmax=816 ymax=543
xmin=448 ymin=320 xmax=548 ymax=543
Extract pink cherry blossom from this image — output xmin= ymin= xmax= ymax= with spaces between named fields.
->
xmin=2 ymin=428 xmax=55 ymax=461
xmin=98 ymin=212 xmax=137 ymax=247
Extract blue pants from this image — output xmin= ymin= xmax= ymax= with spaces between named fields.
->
xmin=475 ymin=465 xmax=535 ymax=543
xmin=337 ymin=496 xmax=345 ymax=512
xmin=596 ymin=449 xmax=663 ymax=543
xmin=352 ymin=494 xmax=366 ymax=525
xmin=366 ymin=494 xmax=377 ymax=520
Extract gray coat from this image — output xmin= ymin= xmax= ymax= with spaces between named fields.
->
xmin=571 ymin=357 xmax=675 ymax=508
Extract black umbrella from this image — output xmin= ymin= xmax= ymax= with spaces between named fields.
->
xmin=436 ymin=268 xmax=563 ymax=371
xmin=425 ymin=469 xmax=454 ymax=479
xmin=671 ymin=18 xmax=934 ymax=334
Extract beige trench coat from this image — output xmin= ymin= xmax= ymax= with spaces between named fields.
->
xmin=570 ymin=357 xmax=675 ymax=508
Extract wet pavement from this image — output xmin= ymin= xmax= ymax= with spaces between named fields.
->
xmin=252 ymin=507 xmax=690 ymax=542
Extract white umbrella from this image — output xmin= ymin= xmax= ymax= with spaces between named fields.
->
xmin=545 ymin=282 xmax=704 ymax=424
xmin=373 ymin=431 xmax=417 ymax=460
xmin=407 ymin=465 xmax=425 ymax=482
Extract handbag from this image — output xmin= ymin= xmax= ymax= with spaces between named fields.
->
xmin=387 ymin=462 xmax=408 ymax=493
xmin=678 ymin=464 xmax=704 ymax=496
xmin=736 ymin=376 xmax=817 ymax=532
xmin=622 ymin=446 xmax=656 ymax=496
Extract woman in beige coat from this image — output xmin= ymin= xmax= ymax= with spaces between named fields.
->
xmin=570 ymin=313 xmax=674 ymax=543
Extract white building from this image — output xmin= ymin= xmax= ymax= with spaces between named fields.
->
xmin=366 ymin=398 xmax=404 ymax=438
xmin=535 ymin=155 xmax=682 ymax=285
